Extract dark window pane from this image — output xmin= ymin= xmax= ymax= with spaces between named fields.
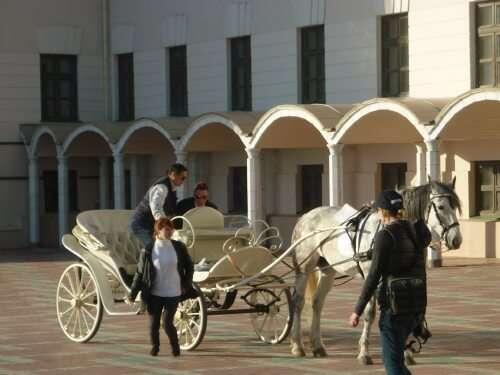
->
xmin=301 ymin=165 xmax=323 ymax=213
xmin=478 ymin=4 xmax=493 ymax=27
xmin=230 ymin=36 xmax=252 ymax=110
xmin=381 ymin=13 xmax=408 ymax=97
xmin=479 ymin=35 xmax=493 ymax=59
xmin=480 ymin=191 xmax=493 ymax=211
xmin=40 ymin=54 xmax=78 ymax=121
xmin=496 ymin=4 xmax=500 ymax=25
xmin=381 ymin=163 xmax=407 ymax=191
xmin=229 ymin=166 xmax=247 ymax=213
xmin=118 ymin=53 xmax=134 ymax=121
xmin=169 ymin=45 xmax=188 ymax=116
xmin=479 ymin=62 xmax=494 ymax=85
xmin=301 ymin=25 xmax=325 ymax=104
xmin=480 ymin=164 xmax=494 ymax=186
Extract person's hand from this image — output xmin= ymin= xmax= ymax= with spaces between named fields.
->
xmin=349 ymin=312 xmax=360 ymax=327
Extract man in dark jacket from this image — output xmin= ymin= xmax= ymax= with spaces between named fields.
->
xmin=129 ymin=163 xmax=188 ymax=249
xmin=176 ymin=182 xmax=218 ymax=216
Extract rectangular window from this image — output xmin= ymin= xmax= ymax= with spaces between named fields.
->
xmin=43 ymin=170 xmax=78 ymax=213
xmin=40 ymin=54 xmax=78 ymax=122
xmin=301 ymin=25 xmax=325 ymax=104
xmin=476 ymin=161 xmax=500 ymax=214
xmin=299 ymin=164 xmax=323 ymax=213
xmin=230 ymin=36 xmax=252 ymax=111
xmin=381 ymin=13 xmax=409 ymax=97
xmin=228 ymin=166 xmax=247 ymax=213
xmin=118 ymin=53 xmax=135 ymax=121
xmin=476 ymin=1 xmax=500 ymax=87
xmin=381 ymin=163 xmax=407 ymax=191
xmin=169 ymin=45 xmax=188 ymax=116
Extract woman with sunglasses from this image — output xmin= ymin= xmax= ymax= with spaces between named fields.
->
xmin=176 ymin=182 xmax=219 ymax=216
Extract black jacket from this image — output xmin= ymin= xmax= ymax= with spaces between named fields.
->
xmin=354 ymin=219 xmax=430 ymax=315
xmin=129 ymin=239 xmax=196 ymax=302
xmin=176 ymin=197 xmax=218 ymax=216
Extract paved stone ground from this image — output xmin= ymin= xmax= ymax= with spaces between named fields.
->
xmin=1 ymin=248 xmax=500 ymax=374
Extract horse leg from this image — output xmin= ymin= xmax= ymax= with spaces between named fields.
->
xmin=309 ymin=269 xmax=335 ymax=357
xmin=357 ymin=296 xmax=376 ymax=365
xmin=290 ymin=272 xmax=308 ymax=357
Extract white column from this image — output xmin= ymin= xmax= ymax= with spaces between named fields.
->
xmin=113 ymin=151 xmax=125 ymax=209
xmin=425 ymin=139 xmax=442 ymax=268
xmin=175 ymin=151 xmax=188 ymax=200
xmin=57 ymin=154 xmax=69 ymax=244
xmin=28 ymin=155 xmax=40 ymax=245
xmin=425 ymin=139 xmax=440 ymax=181
xmin=327 ymin=143 xmax=344 ymax=207
xmin=246 ymin=147 xmax=262 ymax=223
xmin=99 ymin=157 xmax=109 ymax=209
xmin=129 ymin=155 xmax=139 ymax=208
xmin=415 ymin=143 xmax=426 ymax=186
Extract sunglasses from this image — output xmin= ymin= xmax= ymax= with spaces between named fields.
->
xmin=195 ymin=194 xmax=208 ymax=200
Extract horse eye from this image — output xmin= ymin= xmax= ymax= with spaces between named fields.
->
xmin=437 ymin=205 xmax=445 ymax=210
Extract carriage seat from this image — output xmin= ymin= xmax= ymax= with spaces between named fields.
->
xmin=72 ymin=210 xmax=141 ymax=279
xmin=175 ymin=206 xmax=251 ymax=263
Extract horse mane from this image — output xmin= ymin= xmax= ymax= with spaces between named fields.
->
xmin=401 ymin=181 xmax=461 ymax=221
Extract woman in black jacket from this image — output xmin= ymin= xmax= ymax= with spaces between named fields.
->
xmin=349 ymin=190 xmax=430 ymax=375
xmin=127 ymin=217 xmax=195 ymax=357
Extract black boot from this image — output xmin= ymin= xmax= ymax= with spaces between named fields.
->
xmin=150 ymin=346 xmax=159 ymax=356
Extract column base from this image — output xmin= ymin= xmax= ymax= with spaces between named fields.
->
xmin=427 ymin=259 xmax=442 ymax=268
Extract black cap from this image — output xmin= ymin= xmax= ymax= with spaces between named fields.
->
xmin=374 ymin=190 xmax=403 ymax=212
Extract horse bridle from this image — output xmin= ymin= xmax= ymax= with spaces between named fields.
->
xmin=426 ymin=193 xmax=460 ymax=243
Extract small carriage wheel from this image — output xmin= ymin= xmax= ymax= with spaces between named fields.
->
xmin=174 ymin=285 xmax=207 ymax=351
xmin=248 ymin=277 xmax=293 ymax=344
xmin=56 ymin=263 xmax=103 ymax=343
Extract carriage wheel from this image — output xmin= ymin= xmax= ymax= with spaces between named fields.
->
xmin=174 ymin=287 xmax=207 ymax=351
xmin=56 ymin=263 xmax=103 ymax=343
xmin=249 ymin=278 xmax=293 ymax=344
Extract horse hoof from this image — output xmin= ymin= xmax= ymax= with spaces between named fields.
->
xmin=405 ymin=351 xmax=417 ymax=366
xmin=312 ymin=347 xmax=328 ymax=357
xmin=291 ymin=347 xmax=306 ymax=358
xmin=357 ymin=355 xmax=373 ymax=365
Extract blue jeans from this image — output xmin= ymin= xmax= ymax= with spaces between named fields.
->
xmin=379 ymin=310 xmax=417 ymax=375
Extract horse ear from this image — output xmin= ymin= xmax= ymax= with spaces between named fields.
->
xmin=451 ymin=176 xmax=456 ymax=189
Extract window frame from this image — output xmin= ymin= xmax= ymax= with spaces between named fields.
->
xmin=300 ymin=25 xmax=325 ymax=104
xmin=169 ymin=45 xmax=188 ymax=116
xmin=476 ymin=160 xmax=500 ymax=215
xmin=230 ymin=36 xmax=252 ymax=111
xmin=40 ymin=54 xmax=78 ymax=122
xmin=475 ymin=1 xmax=500 ymax=87
xmin=381 ymin=13 xmax=409 ymax=97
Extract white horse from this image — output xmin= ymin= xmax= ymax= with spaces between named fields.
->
xmin=289 ymin=178 xmax=462 ymax=364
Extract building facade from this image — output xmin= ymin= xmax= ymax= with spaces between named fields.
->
xmin=2 ymin=0 xmax=500 ymax=262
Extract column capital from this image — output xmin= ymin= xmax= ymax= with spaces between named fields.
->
xmin=245 ymin=147 xmax=261 ymax=158
xmin=112 ymin=150 xmax=124 ymax=161
xmin=56 ymin=154 xmax=67 ymax=164
xmin=327 ymin=143 xmax=344 ymax=154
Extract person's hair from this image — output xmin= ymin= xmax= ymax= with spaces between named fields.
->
xmin=167 ymin=163 xmax=188 ymax=176
xmin=193 ymin=182 xmax=209 ymax=194
xmin=154 ymin=217 xmax=174 ymax=238
xmin=379 ymin=207 xmax=404 ymax=221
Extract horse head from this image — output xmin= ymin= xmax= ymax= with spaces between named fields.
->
xmin=426 ymin=176 xmax=462 ymax=250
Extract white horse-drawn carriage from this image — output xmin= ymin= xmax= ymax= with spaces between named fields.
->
xmin=56 ymin=207 xmax=293 ymax=350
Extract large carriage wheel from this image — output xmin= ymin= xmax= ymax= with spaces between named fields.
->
xmin=174 ymin=286 xmax=207 ymax=351
xmin=248 ymin=277 xmax=293 ymax=344
xmin=56 ymin=263 xmax=103 ymax=343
